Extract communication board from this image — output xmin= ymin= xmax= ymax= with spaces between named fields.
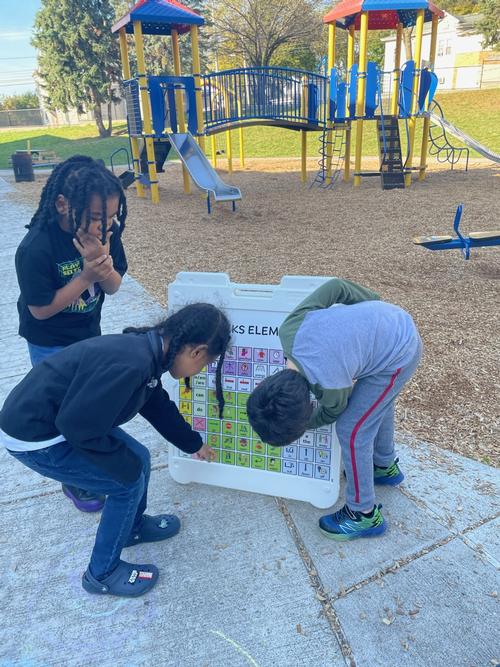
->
xmin=166 ymin=272 xmax=341 ymax=508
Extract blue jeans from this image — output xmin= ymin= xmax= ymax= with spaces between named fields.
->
xmin=27 ymin=343 xmax=65 ymax=366
xmin=7 ymin=427 xmax=151 ymax=580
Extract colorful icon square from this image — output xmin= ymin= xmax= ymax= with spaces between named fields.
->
xmin=223 ymin=421 xmax=236 ymax=436
xmin=267 ymin=457 xmax=282 ymax=473
xmin=253 ymin=348 xmax=268 ymax=363
xmin=223 ymin=360 xmax=237 ymax=375
xmin=208 ymin=419 xmax=221 ymax=433
xmin=238 ymin=361 xmax=252 ymax=377
xmin=283 ymin=461 xmax=297 ymax=475
xmin=221 ymin=451 xmax=235 ymax=465
xmin=269 ymin=349 xmax=284 ymax=364
xmin=236 ymin=453 xmax=250 ymax=467
xmin=222 ymin=376 xmax=237 ymax=391
xmin=222 ymin=435 xmax=235 ymax=450
xmin=298 ymin=462 xmax=313 ymax=477
xmin=237 ymin=378 xmax=252 ymax=392
xmin=251 ymin=455 xmax=266 ymax=470
xmin=207 ymin=433 xmax=221 ymax=448
xmin=193 ymin=417 xmax=206 ymax=431
xmin=237 ymin=438 xmax=250 ymax=452
xmin=314 ymin=464 xmax=330 ymax=480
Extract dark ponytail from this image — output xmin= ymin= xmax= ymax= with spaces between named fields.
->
xmin=124 ymin=303 xmax=231 ymax=418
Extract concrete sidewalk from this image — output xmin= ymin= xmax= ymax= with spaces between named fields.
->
xmin=0 ymin=179 xmax=498 ymax=667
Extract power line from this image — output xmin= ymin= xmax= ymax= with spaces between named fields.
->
xmin=0 ymin=56 xmax=37 ymax=61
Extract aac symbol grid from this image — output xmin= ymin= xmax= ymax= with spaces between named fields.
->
xmin=176 ymin=345 xmax=333 ymax=482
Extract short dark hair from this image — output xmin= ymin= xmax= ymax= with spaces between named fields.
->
xmin=246 ymin=369 xmax=313 ymax=446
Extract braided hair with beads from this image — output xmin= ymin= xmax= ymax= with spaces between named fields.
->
xmin=27 ymin=155 xmax=127 ymax=243
xmin=124 ymin=303 xmax=231 ymax=419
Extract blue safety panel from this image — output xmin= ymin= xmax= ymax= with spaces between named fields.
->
xmin=399 ymin=60 xmax=415 ymax=117
xmin=349 ymin=64 xmax=358 ymax=118
xmin=417 ymin=69 xmax=439 ymax=113
xmin=149 ymin=75 xmax=198 ymax=135
xmin=365 ymin=61 xmax=378 ymax=118
xmin=149 ymin=78 xmax=167 ymax=136
xmin=428 ymin=71 xmax=438 ymax=106
xmin=329 ymin=68 xmax=338 ymax=121
xmin=336 ymin=82 xmax=347 ymax=121
xmin=308 ymin=83 xmax=318 ymax=122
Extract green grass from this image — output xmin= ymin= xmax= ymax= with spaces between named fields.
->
xmin=0 ymin=89 xmax=498 ymax=169
xmin=0 ymin=123 xmax=130 ymax=170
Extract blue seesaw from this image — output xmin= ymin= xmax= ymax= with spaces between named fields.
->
xmin=413 ymin=205 xmax=500 ymax=260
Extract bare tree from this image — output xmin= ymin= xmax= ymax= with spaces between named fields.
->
xmin=209 ymin=0 xmax=322 ymax=67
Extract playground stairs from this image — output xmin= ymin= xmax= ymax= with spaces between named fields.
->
xmin=377 ymin=116 xmax=405 ymax=190
xmin=311 ymin=124 xmax=347 ymax=188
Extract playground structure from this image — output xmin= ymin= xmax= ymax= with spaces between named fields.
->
xmin=414 ymin=205 xmax=500 ymax=259
xmin=112 ymin=0 xmax=500 ymax=205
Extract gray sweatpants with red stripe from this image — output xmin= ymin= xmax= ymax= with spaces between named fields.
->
xmin=335 ymin=338 xmax=423 ymax=512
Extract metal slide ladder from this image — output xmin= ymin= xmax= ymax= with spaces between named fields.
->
xmin=311 ymin=124 xmax=347 ymax=188
xmin=427 ymin=100 xmax=470 ymax=170
xmin=377 ymin=115 xmax=405 ymax=190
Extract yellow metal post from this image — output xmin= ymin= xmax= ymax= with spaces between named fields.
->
xmin=226 ymin=130 xmax=233 ymax=173
xmin=353 ymin=11 xmax=369 ymax=187
xmin=133 ymin=21 xmax=159 ymax=203
xmin=172 ymin=29 xmax=191 ymax=193
xmin=405 ymin=8 xmax=425 ymax=187
xmin=211 ymin=134 xmax=217 ymax=167
xmin=119 ymin=27 xmax=144 ymax=198
xmin=239 ymin=127 xmax=245 ymax=167
xmin=325 ymin=24 xmax=336 ymax=183
xmin=301 ymin=75 xmax=309 ymax=184
xmin=344 ymin=24 xmax=355 ymax=182
xmin=419 ymin=14 xmax=439 ymax=181
xmin=390 ymin=23 xmax=403 ymax=116
xmin=190 ymin=26 xmax=205 ymax=153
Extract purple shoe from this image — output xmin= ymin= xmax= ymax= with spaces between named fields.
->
xmin=62 ymin=484 xmax=105 ymax=512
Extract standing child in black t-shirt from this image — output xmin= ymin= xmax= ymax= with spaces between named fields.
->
xmin=15 ymin=155 xmax=129 ymax=513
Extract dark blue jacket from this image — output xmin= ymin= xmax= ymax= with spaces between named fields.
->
xmin=0 ymin=331 xmax=202 ymax=483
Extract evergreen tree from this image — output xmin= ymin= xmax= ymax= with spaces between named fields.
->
xmin=32 ymin=0 xmax=121 ymax=137
xmin=478 ymin=0 xmax=500 ymax=49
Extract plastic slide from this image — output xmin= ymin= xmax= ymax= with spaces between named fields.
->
xmin=427 ymin=112 xmax=500 ymax=163
xmin=167 ymin=132 xmax=242 ymax=209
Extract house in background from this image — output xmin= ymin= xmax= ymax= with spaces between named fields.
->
xmin=383 ymin=13 xmax=500 ymax=90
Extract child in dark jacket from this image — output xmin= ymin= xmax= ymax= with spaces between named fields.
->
xmin=0 ymin=303 xmax=230 ymax=597
xmin=246 ymin=278 xmax=422 ymax=541
xmin=15 ymin=155 xmax=129 ymax=512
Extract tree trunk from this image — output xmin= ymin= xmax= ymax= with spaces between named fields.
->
xmin=106 ymin=100 xmax=113 ymax=136
xmin=403 ymin=28 xmax=413 ymax=61
xmin=90 ymin=87 xmax=111 ymax=137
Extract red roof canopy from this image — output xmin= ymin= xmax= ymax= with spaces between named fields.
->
xmin=323 ymin=0 xmax=444 ymax=29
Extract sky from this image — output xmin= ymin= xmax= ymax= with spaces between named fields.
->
xmin=0 ymin=0 xmax=41 ymax=97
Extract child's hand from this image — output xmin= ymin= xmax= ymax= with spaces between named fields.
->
xmin=73 ymin=229 xmax=112 ymax=261
xmin=192 ymin=443 xmax=216 ymax=462
xmin=81 ymin=254 xmax=114 ymax=284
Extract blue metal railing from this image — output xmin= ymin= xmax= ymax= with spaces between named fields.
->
xmin=202 ymin=67 xmax=328 ymax=131
xmin=121 ymin=64 xmax=437 ymax=141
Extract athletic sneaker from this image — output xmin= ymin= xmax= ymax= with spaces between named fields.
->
xmin=374 ymin=458 xmax=404 ymax=486
xmin=319 ymin=504 xmax=386 ymax=541
xmin=62 ymin=484 xmax=105 ymax=512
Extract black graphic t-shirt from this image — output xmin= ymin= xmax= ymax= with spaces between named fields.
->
xmin=15 ymin=222 xmax=128 ymax=346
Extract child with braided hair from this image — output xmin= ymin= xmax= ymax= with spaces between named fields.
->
xmin=15 ymin=155 xmax=128 ymax=512
xmin=0 ymin=303 xmax=231 ymax=597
